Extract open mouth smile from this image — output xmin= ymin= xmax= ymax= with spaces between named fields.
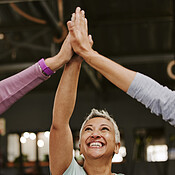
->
xmin=88 ymin=141 xmax=105 ymax=148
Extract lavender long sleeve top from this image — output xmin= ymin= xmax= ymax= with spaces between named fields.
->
xmin=127 ymin=72 xmax=175 ymax=127
xmin=0 ymin=62 xmax=49 ymax=115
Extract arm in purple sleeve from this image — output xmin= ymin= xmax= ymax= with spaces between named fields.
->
xmin=127 ymin=72 xmax=175 ymax=127
xmin=0 ymin=33 xmax=77 ymax=115
xmin=0 ymin=62 xmax=49 ymax=114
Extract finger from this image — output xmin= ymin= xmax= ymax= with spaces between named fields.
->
xmin=84 ymin=18 xmax=88 ymax=34
xmin=71 ymin=13 xmax=75 ymax=22
xmin=67 ymin=21 xmax=73 ymax=29
xmin=76 ymin=7 xmax=81 ymax=13
xmin=67 ymin=21 xmax=76 ymax=38
xmin=88 ymin=34 xmax=93 ymax=47
xmin=75 ymin=7 xmax=81 ymax=26
xmin=78 ymin=10 xmax=86 ymax=31
xmin=75 ymin=7 xmax=81 ymax=21
xmin=81 ymin=10 xmax=85 ymax=18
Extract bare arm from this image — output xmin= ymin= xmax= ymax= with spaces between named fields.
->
xmin=80 ymin=50 xmax=136 ymax=92
xmin=67 ymin=7 xmax=175 ymax=127
xmin=50 ymin=56 xmax=82 ymax=175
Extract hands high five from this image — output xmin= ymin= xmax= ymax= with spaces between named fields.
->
xmin=67 ymin=7 xmax=93 ymax=58
xmin=50 ymin=6 xmax=175 ymax=175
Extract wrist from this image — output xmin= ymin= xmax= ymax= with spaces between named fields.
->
xmin=38 ymin=58 xmax=55 ymax=76
xmin=80 ymin=49 xmax=98 ymax=63
xmin=44 ymin=53 xmax=67 ymax=72
xmin=66 ymin=58 xmax=82 ymax=68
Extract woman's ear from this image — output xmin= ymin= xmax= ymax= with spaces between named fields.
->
xmin=114 ymin=143 xmax=120 ymax=154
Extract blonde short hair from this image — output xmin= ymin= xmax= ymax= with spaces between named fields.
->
xmin=79 ymin=108 xmax=120 ymax=144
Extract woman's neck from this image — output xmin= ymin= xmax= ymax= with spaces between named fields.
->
xmin=83 ymin=158 xmax=113 ymax=175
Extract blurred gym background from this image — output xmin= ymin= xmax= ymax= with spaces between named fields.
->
xmin=0 ymin=0 xmax=175 ymax=174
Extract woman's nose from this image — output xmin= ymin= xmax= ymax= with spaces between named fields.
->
xmin=90 ymin=130 xmax=101 ymax=138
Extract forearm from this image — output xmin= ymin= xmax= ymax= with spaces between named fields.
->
xmin=81 ymin=50 xmax=136 ymax=92
xmin=52 ymin=58 xmax=82 ymax=128
xmin=0 ymin=46 xmax=73 ymax=115
xmin=0 ymin=63 xmax=48 ymax=114
xmin=50 ymin=58 xmax=82 ymax=174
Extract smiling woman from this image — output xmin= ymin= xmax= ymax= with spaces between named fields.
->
xmin=65 ymin=112 xmax=124 ymax=174
xmin=49 ymin=7 xmax=124 ymax=175
xmin=79 ymin=109 xmax=120 ymax=145
xmin=78 ymin=110 xmax=121 ymax=173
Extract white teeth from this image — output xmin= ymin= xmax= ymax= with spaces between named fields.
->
xmin=89 ymin=142 xmax=102 ymax=147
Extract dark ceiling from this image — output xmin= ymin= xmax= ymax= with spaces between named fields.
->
xmin=0 ymin=0 xmax=175 ymax=92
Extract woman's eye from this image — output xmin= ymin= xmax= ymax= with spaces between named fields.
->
xmin=85 ymin=127 xmax=92 ymax=131
xmin=101 ymin=127 xmax=109 ymax=131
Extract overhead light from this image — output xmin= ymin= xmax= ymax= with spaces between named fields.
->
xmin=44 ymin=131 xmax=50 ymax=138
xmin=112 ymin=146 xmax=126 ymax=163
xmin=23 ymin=132 xmax=30 ymax=139
xmin=119 ymin=146 xmax=127 ymax=157
xmin=20 ymin=136 xmax=27 ymax=144
xmin=0 ymin=33 xmax=4 ymax=40
xmin=147 ymin=145 xmax=168 ymax=162
xmin=37 ymin=140 xmax=44 ymax=148
xmin=112 ymin=154 xmax=123 ymax=163
xmin=29 ymin=133 xmax=36 ymax=140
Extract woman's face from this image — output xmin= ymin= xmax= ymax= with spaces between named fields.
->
xmin=79 ymin=117 xmax=120 ymax=160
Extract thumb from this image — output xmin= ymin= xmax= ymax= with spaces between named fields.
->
xmin=88 ymin=34 xmax=93 ymax=47
xmin=67 ymin=21 xmax=75 ymax=37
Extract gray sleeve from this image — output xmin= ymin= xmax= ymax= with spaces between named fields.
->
xmin=127 ymin=72 xmax=175 ymax=127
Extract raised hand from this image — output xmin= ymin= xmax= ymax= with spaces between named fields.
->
xmin=44 ymin=33 xmax=73 ymax=72
xmin=58 ymin=33 xmax=74 ymax=63
xmin=67 ymin=7 xmax=93 ymax=57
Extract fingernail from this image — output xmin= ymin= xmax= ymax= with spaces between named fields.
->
xmin=71 ymin=13 xmax=75 ymax=21
xmin=89 ymin=35 xmax=92 ymax=40
xmin=81 ymin=10 xmax=85 ymax=16
xmin=76 ymin=7 xmax=81 ymax=12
